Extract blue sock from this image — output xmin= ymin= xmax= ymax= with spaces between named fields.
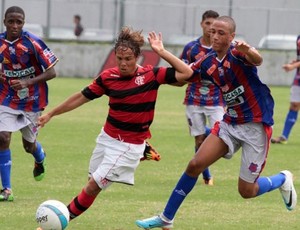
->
xmin=195 ymin=146 xmax=211 ymax=180
xmin=0 ymin=149 xmax=12 ymax=189
xmin=282 ymin=110 xmax=298 ymax=139
xmin=163 ymin=172 xmax=198 ymax=220
xmin=256 ymin=173 xmax=285 ymax=196
xmin=33 ymin=142 xmax=45 ymax=163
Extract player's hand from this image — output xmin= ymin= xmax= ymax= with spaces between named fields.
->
xmin=282 ymin=63 xmax=294 ymax=72
xmin=37 ymin=113 xmax=51 ymax=128
xmin=148 ymin=31 xmax=164 ymax=54
xmin=8 ymin=79 xmax=29 ymax=90
xmin=234 ymin=40 xmax=252 ymax=54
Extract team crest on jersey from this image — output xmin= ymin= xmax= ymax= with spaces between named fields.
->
xmin=218 ymin=66 xmax=224 ymax=77
xmin=135 ymin=75 xmax=145 ymax=85
xmin=9 ymin=46 xmax=15 ymax=55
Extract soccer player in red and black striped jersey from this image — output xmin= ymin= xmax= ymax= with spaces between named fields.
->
xmin=271 ymin=35 xmax=300 ymax=144
xmin=37 ymin=27 xmax=193 ymax=222
xmin=0 ymin=6 xmax=58 ymax=201
xmin=136 ymin=16 xmax=297 ymax=229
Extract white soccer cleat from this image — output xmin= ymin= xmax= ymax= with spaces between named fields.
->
xmin=279 ymin=170 xmax=297 ymax=211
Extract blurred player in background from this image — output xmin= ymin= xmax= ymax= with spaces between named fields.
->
xmin=0 ymin=6 xmax=58 ymax=201
xmin=271 ymin=35 xmax=300 ymax=144
xmin=37 ymin=27 xmax=193 ymax=222
xmin=180 ymin=10 xmax=224 ymax=185
xmin=136 ymin=16 xmax=297 ymax=229
xmin=73 ymin=14 xmax=84 ymax=38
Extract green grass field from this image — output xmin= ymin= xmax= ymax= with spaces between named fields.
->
xmin=1 ymin=77 xmax=299 ymax=230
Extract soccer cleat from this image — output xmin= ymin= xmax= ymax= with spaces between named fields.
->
xmin=140 ymin=141 xmax=161 ymax=161
xmin=203 ymin=177 xmax=214 ymax=186
xmin=0 ymin=188 xmax=14 ymax=201
xmin=136 ymin=215 xmax=173 ymax=229
xmin=279 ymin=170 xmax=297 ymax=211
xmin=271 ymin=136 xmax=287 ymax=144
xmin=33 ymin=156 xmax=46 ymax=181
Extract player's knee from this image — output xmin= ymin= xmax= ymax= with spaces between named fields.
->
xmin=0 ymin=132 xmax=11 ymax=149
xmin=186 ymin=158 xmax=203 ymax=177
xmin=238 ymin=187 xmax=256 ymax=199
xmin=23 ymin=142 xmax=36 ymax=153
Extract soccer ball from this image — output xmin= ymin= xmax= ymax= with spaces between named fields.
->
xmin=36 ymin=200 xmax=70 ymax=230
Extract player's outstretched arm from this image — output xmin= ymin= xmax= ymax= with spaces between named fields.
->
xmin=234 ymin=41 xmax=262 ymax=66
xmin=38 ymin=92 xmax=90 ymax=127
xmin=147 ymin=31 xmax=193 ymax=83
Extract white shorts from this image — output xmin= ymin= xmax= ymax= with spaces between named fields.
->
xmin=185 ymin=105 xmax=224 ymax=136
xmin=290 ymin=85 xmax=300 ymax=102
xmin=0 ymin=105 xmax=40 ymax=142
xmin=214 ymin=121 xmax=272 ymax=183
xmin=89 ymin=128 xmax=145 ymax=190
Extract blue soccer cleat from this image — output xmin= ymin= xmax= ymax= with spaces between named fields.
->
xmin=136 ymin=215 xmax=173 ymax=229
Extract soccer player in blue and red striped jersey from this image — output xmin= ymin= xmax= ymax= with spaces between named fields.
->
xmin=136 ymin=16 xmax=297 ymax=229
xmin=271 ymin=35 xmax=300 ymax=144
xmin=180 ymin=10 xmax=225 ymax=185
xmin=37 ymin=27 xmax=193 ymax=222
xmin=0 ymin=6 xmax=58 ymax=201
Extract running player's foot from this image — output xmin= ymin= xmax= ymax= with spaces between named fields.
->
xmin=203 ymin=177 xmax=214 ymax=186
xmin=136 ymin=215 xmax=173 ymax=229
xmin=279 ymin=170 xmax=297 ymax=211
xmin=33 ymin=156 xmax=46 ymax=181
xmin=0 ymin=188 xmax=14 ymax=201
xmin=141 ymin=141 xmax=161 ymax=161
xmin=271 ymin=136 xmax=287 ymax=144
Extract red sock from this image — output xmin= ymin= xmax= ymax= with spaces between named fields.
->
xmin=67 ymin=188 xmax=97 ymax=220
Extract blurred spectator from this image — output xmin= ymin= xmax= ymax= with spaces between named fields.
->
xmin=73 ymin=14 xmax=84 ymax=38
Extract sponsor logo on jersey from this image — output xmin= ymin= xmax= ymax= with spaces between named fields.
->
xmin=4 ymin=66 xmax=35 ymax=78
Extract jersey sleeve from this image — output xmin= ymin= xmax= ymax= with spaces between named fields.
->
xmin=26 ymin=32 xmax=59 ymax=70
xmin=81 ymin=76 xmax=105 ymax=100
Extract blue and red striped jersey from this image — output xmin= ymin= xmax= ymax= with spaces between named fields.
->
xmin=293 ymin=35 xmax=300 ymax=86
xmin=82 ymin=65 xmax=176 ymax=144
xmin=180 ymin=36 xmax=225 ymax=107
xmin=0 ymin=30 xmax=58 ymax=112
xmin=191 ymin=46 xmax=274 ymax=126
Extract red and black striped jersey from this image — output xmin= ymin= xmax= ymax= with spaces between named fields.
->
xmin=82 ymin=65 xmax=177 ymax=144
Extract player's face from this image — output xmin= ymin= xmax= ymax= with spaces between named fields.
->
xmin=4 ymin=12 xmax=25 ymax=41
xmin=115 ymin=46 xmax=138 ymax=76
xmin=201 ymin=17 xmax=215 ymax=39
xmin=210 ymin=20 xmax=235 ymax=55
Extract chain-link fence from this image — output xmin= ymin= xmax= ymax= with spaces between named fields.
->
xmin=2 ymin=0 xmax=300 ymax=46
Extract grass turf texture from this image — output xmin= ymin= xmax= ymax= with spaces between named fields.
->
xmin=1 ymin=77 xmax=299 ymax=230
